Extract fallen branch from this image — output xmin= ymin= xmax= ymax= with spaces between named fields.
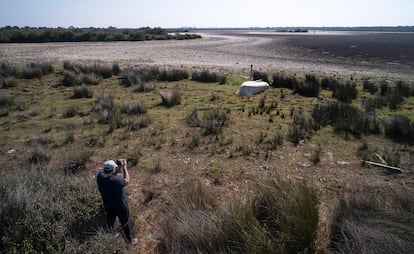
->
xmin=364 ymin=160 xmax=404 ymax=174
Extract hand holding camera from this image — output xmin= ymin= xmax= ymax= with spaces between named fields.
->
xmin=116 ymin=159 xmax=127 ymax=167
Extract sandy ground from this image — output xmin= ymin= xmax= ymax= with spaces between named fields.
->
xmin=1 ymin=31 xmax=413 ymax=79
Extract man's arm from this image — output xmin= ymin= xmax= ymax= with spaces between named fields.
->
xmin=122 ymin=160 xmax=130 ymax=185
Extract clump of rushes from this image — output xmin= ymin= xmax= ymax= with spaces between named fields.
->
xmin=191 ymin=70 xmax=220 ymax=83
xmin=159 ymin=88 xmax=181 ymax=107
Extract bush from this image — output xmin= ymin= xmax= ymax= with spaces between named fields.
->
xmin=253 ymin=70 xmax=269 ymax=83
xmin=295 ymin=75 xmax=320 ymax=97
xmin=361 ymin=96 xmax=387 ymax=112
xmin=121 ymin=67 xmax=158 ymax=90
xmin=271 ymin=73 xmax=298 ymax=90
xmin=21 ymin=62 xmax=54 ymax=79
xmin=330 ymin=189 xmax=414 ymax=254
xmin=112 ymin=63 xmax=121 ymax=76
xmin=28 ymin=143 xmax=50 ymax=165
xmin=63 ymin=61 xmax=112 ymax=78
xmin=158 ymin=69 xmax=189 ymax=81
xmin=0 ymin=168 xmax=105 ymax=253
xmin=94 ymin=93 xmax=120 ymax=126
xmin=363 ymin=80 xmax=378 ymax=94
xmin=191 ymin=70 xmax=220 ymax=83
xmin=2 ymin=76 xmax=17 ymax=88
xmin=312 ymin=101 xmax=382 ymax=136
xmin=72 ymin=84 xmax=93 ymax=98
xmin=262 ymin=131 xmax=284 ymax=150
xmin=387 ymin=89 xmax=404 ymax=110
xmin=157 ymin=180 xmax=276 ymax=254
xmin=395 ymin=80 xmax=410 ymax=97
xmin=63 ymin=70 xmax=101 ymax=87
xmin=0 ymin=91 xmax=14 ymax=107
xmin=201 ymin=108 xmax=230 ymax=135
xmin=125 ymin=115 xmax=151 ymax=131
xmin=61 ymin=145 xmax=94 ymax=174
xmin=321 ymin=77 xmax=340 ymax=90
xmin=0 ymin=62 xmax=20 ymax=77
xmin=158 ymin=174 xmax=319 ymax=254
xmin=384 ymin=115 xmax=414 ymax=143
xmin=288 ymin=110 xmax=316 ymax=145
xmin=332 ymin=82 xmax=358 ymax=102
xmin=253 ymin=174 xmax=319 ymax=253
xmin=159 ymin=88 xmax=181 ymax=107
xmin=185 ymin=109 xmax=201 ymax=127
xmin=121 ymin=99 xmax=147 ymax=115
xmin=380 ymin=80 xmax=390 ymax=96
xmin=63 ymin=105 xmax=78 ymax=118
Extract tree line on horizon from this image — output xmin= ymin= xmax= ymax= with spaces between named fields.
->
xmin=0 ymin=26 xmax=201 ymax=43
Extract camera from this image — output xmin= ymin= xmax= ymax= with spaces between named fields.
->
xmin=116 ymin=159 xmax=126 ymax=166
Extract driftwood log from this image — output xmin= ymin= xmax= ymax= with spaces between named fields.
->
xmin=364 ymin=160 xmax=404 ymax=174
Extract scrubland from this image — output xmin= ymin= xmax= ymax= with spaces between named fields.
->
xmin=0 ymin=59 xmax=413 ymax=253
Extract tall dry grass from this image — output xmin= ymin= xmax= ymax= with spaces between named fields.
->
xmin=157 ymin=174 xmax=319 ymax=254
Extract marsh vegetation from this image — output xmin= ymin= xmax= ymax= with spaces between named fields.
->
xmin=0 ymin=53 xmax=413 ymax=253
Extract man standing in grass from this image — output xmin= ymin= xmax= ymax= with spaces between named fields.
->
xmin=97 ymin=159 xmax=138 ymax=245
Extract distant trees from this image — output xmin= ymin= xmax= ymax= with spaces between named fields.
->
xmin=0 ymin=26 xmax=201 ymax=43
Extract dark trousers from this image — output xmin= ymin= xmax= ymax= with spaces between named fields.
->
xmin=105 ymin=205 xmax=132 ymax=242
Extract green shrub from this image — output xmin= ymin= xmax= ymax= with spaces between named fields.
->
xmin=94 ymin=93 xmax=120 ymax=127
xmin=121 ymin=68 xmax=141 ymax=87
xmin=61 ymin=145 xmax=94 ymax=174
xmin=271 ymin=72 xmax=298 ymax=90
xmin=263 ymin=131 xmax=284 ymax=150
xmin=63 ymin=104 xmax=78 ymax=118
xmin=2 ymin=76 xmax=17 ymax=88
xmin=21 ymin=62 xmax=54 ymax=79
xmin=72 ymin=84 xmax=93 ymax=98
xmin=63 ymin=70 xmax=101 ymax=86
xmin=386 ymin=89 xmax=404 ymax=110
xmin=312 ymin=101 xmax=382 ymax=136
xmin=361 ymin=96 xmax=387 ymax=112
xmin=395 ymin=80 xmax=410 ymax=97
xmin=0 ymin=168 xmax=105 ymax=253
xmin=363 ymin=80 xmax=378 ymax=94
xmin=384 ymin=115 xmax=414 ymax=143
xmin=253 ymin=70 xmax=269 ymax=83
xmin=330 ymin=188 xmax=414 ymax=254
xmin=121 ymin=99 xmax=147 ymax=115
xmin=201 ymin=108 xmax=230 ymax=135
xmin=321 ymin=77 xmax=340 ymax=90
xmin=158 ymin=69 xmax=189 ymax=81
xmin=158 ymin=174 xmax=319 ymax=254
xmin=0 ymin=91 xmax=14 ymax=107
xmin=121 ymin=67 xmax=158 ymax=90
xmin=332 ymin=82 xmax=358 ymax=102
xmin=288 ymin=110 xmax=316 ymax=145
xmin=380 ymin=80 xmax=390 ymax=96
xmin=112 ymin=63 xmax=121 ymax=75
xmin=253 ymin=174 xmax=319 ymax=253
xmin=185 ymin=109 xmax=201 ymax=127
xmin=159 ymin=88 xmax=181 ymax=107
xmin=191 ymin=70 xmax=220 ymax=83
xmin=157 ymin=180 xmax=276 ymax=254
xmin=125 ymin=115 xmax=151 ymax=131
xmin=0 ymin=62 xmax=20 ymax=77
xmin=28 ymin=143 xmax=50 ymax=165
xmin=295 ymin=75 xmax=320 ymax=97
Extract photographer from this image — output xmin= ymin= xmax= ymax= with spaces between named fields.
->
xmin=96 ymin=159 xmax=137 ymax=245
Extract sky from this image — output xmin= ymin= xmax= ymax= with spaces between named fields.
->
xmin=0 ymin=0 xmax=413 ymax=28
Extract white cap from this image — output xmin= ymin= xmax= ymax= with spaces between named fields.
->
xmin=103 ymin=160 xmax=118 ymax=172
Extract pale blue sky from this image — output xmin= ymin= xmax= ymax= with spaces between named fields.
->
xmin=0 ymin=0 xmax=413 ymax=28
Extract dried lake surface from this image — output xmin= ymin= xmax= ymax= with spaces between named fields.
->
xmin=1 ymin=30 xmax=413 ymax=79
